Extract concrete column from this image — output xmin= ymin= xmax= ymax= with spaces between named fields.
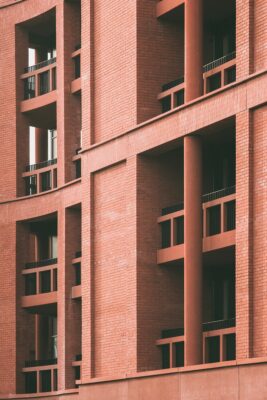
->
xmin=184 ymin=135 xmax=203 ymax=366
xmin=185 ymin=0 xmax=203 ymax=102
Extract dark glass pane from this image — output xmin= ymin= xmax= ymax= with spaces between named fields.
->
xmin=225 ymin=201 xmax=235 ymax=231
xmin=161 ymin=344 xmax=170 ymax=369
xmin=174 ymin=342 xmax=184 ymax=367
xmin=40 ymin=370 xmax=51 ymax=392
xmin=25 ymin=371 xmax=37 ymax=393
xmin=206 ymin=336 xmax=220 ymax=363
xmin=174 ymin=216 xmax=184 ymax=245
xmin=161 ymin=220 xmax=171 ymax=249
xmin=207 ymin=73 xmax=221 ymax=93
xmin=39 ymin=71 xmax=50 ymax=95
xmin=25 ymin=273 xmax=36 ymax=295
xmin=175 ymin=90 xmax=184 ymax=107
xmin=207 ymin=205 xmax=221 ymax=236
xmin=225 ymin=334 xmax=236 ymax=361
xmin=161 ymin=96 xmax=171 ymax=113
xmin=24 ymin=76 xmax=35 ymax=99
xmin=40 ymin=270 xmax=51 ymax=293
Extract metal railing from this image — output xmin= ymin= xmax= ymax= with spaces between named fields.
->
xmin=161 ymin=318 xmax=235 ymax=339
xmin=202 ymin=318 xmax=236 ymax=332
xmin=162 ymin=186 xmax=235 ymax=215
xmin=203 ymin=51 xmax=236 ymax=73
xmin=25 ymin=358 xmax=57 ymax=368
xmin=25 ymin=158 xmax=57 ymax=172
xmin=162 ymin=202 xmax=184 ymax=216
xmin=25 ymin=258 xmax=57 ymax=270
xmin=162 ymin=328 xmax=184 ymax=338
xmin=24 ymin=57 xmax=56 ymax=74
xmin=162 ymin=76 xmax=184 ymax=92
xmin=202 ymin=185 xmax=235 ymax=203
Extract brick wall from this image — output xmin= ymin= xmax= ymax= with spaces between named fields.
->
xmin=92 ymin=161 xmax=137 ymax=376
xmin=254 ymin=0 xmax=267 ymax=72
xmin=252 ymin=105 xmax=267 ymax=357
xmin=93 ymin=0 xmax=137 ymax=143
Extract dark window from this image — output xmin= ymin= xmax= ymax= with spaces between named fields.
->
xmin=25 ymin=274 xmax=36 ymax=296
xmin=174 ymin=342 xmax=184 ymax=367
xmin=41 ymin=171 xmax=52 ymax=192
xmin=25 ymin=175 xmax=37 ymax=196
xmin=75 ymin=159 xmax=81 ymax=179
xmin=174 ymin=216 xmax=184 ymax=245
xmin=53 ymin=369 xmax=58 ymax=391
xmin=53 ymin=269 xmax=58 ymax=291
xmin=40 ymin=370 xmax=51 ymax=392
xmin=40 ymin=270 xmax=51 ymax=293
xmin=75 ymin=366 xmax=81 ymax=380
xmin=161 ymin=96 xmax=171 ymax=113
xmin=25 ymin=371 xmax=37 ymax=393
xmin=224 ymin=334 xmax=236 ymax=361
xmin=206 ymin=336 xmax=220 ymax=363
xmin=207 ymin=205 xmax=221 ymax=236
xmin=161 ymin=344 xmax=170 ymax=369
xmin=207 ymin=73 xmax=221 ymax=93
xmin=52 ymin=68 xmax=57 ymax=90
xmin=225 ymin=201 xmax=235 ymax=231
xmin=175 ymin=90 xmax=184 ymax=107
xmin=225 ymin=66 xmax=236 ymax=85
xmin=39 ymin=71 xmax=50 ymax=95
xmin=74 ymin=55 xmax=81 ymax=79
xmin=75 ymin=263 xmax=81 ymax=286
xmin=161 ymin=220 xmax=171 ymax=249
xmin=24 ymin=76 xmax=35 ymax=100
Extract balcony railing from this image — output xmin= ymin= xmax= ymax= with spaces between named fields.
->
xmin=162 ymin=328 xmax=184 ymax=338
xmin=202 ymin=185 xmax=236 ymax=203
xmin=203 ymin=52 xmax=236 ymax=74
xmin=158 ymin=186 xmax=236 ymax=258
xmin=25 ymin=358 xmax=57 ymax=368
xmin=162 ymin=76 xmax=184 ymax=92
xmin=162 ymin=201 xmax=184 ymax=216
xmin=157 ymin=318 xmax=236 ymax=368
xmin=25 ymin=158 xmax=57 ymax=172
xmin=25 ymin=258 xmax=57 ymax=270
xmin=161 ymin=186 xmax=235 ymax=216
xmin=24 ymin=57 xmax=57 ymax=74
xmin=202 ymin=318 xmax=236 ymax=332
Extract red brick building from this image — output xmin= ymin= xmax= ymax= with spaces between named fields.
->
xmin=0 ymin=0 xmax=266 ymax=398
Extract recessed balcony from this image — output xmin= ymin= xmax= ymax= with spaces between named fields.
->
xmin=23 ymin=360 xmax=58 ymax=394
xmin=21 ymin=58 xmax=57 ymax=112
xmin=156 ymin=318 xmax=236 ymax=368
xmin=157 ymin=186 xmax=236 ymax=264
xmin=23 ymin=159 xmax=57 ymax=196
xmin=160 ymin=52 xmax=236 ymax=113
xmin=22 ymin=258 xmax=57 ymax=309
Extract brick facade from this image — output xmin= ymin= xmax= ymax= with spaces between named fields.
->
xmin=0 ymin=0 xmax=267 ymax=399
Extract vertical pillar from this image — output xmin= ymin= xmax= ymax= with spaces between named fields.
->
xmin=184 ymin=135 xmax=203 ymax=366
xmin=235 ymin=111 xmax=253 ymax=359
xmin=185 ymin=0 xmax=203 ymax=102
xmin=236 ymin=0 xmax=254 ymax=79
